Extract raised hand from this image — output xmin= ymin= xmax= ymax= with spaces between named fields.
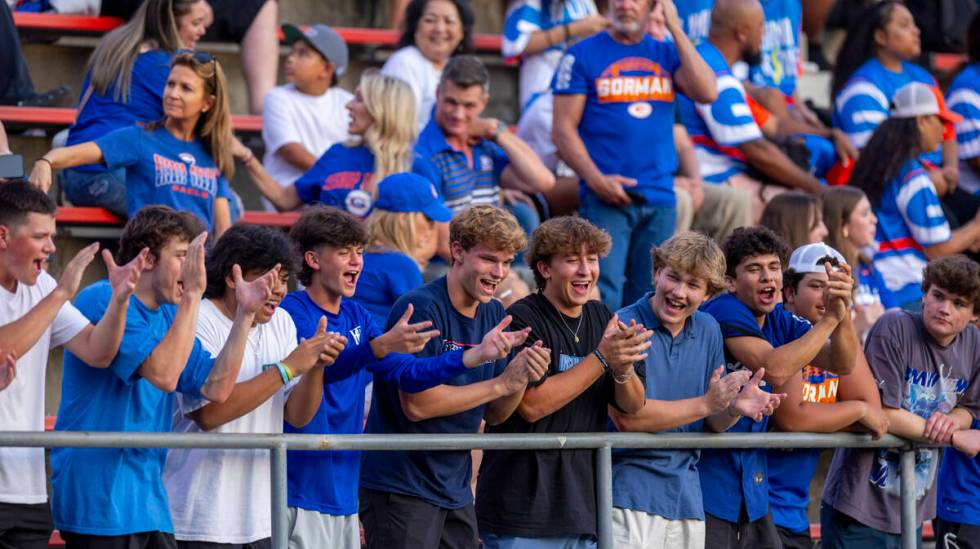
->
xmin=55 ymin=242 xmax=100 ymax=299
xmin=233 ymin=263 xmax=279 ymax=315
xmin=466 ymin=315 xmax=532 ymax=367
xmin=702 ymin=366 xmax=751 ymax=415
xmin=519 ymin=340 xmax=551 ymax=384
xmin=106 ymin=247 xmax=149 ymax=303
xmin=180 ymin=232 xmax=209 ymax=298
xmin=375 ymin=304 xmax=441 ymax=357
xmin=597 ymin=315 xmax=652 ymax=373
xmin=923 ymin=411 xmax=958 ymax=444
xmin=730 ymin=368 xmax=786 ymax=422
xmin=283 ymin=317 xmax=346 ymax=376
xmin=823 ymin=262 xmax=854 ymax=323
xmin=496 ymin=341 xmax=551 ymax=395
xmin=0 ymin=349 xmax=16 ymax=391
xmin=318 ymin=332 xmax=348 ymax=366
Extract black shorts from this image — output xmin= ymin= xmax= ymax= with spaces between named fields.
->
xmin=705 ymin=510 xmax=784 ymax=549
xmin=934 ymin=518 xmax=980 ymax=549
xmin=60 ymin=530 xmax=177 ymax=549
xmin=100 ymin=0 xmax=269 ymax=43
xmin=0 ymin=501 xmax=54 ymax=549
xmin=775 ymin=525 xmax=813 ymax=549
xmin=359 ymin=488 xmax=479 ymax=549
xmin=177 ymin=539 xmax=271 ymax=549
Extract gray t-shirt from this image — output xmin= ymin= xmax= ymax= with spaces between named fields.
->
xmin=822 ymin=310 xmax=980 ymax=534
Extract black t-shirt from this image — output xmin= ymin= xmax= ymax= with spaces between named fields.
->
xmin=475 ymin=292 xmax=643 ymax=537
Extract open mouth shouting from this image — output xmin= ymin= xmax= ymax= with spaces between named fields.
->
xmin=663 ymin=295 xmax=687 ymax=316
xmin=757 ymin=285 xmax=778 ymax=307
xmin=262 ymin=298 xmax=280 ymax=316
xmin=32 ymin=256 xmax=46 ymax=276
xmin=570 ymin=280 xmax=591 ymax=297
xmin=479 ymin=276 xmax=500 ymax=297
xmin=342 ymin=270 xmax=360 ymax=290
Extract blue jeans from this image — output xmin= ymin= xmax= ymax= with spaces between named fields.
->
xmin=481 ymin=533 xmax=597 ymax=549
xmin=820 ymin=504 xmax=922 ymax=549
xmin=580 ymin=193 xmax=676 ymax=310
xmin=60 ymin=167 xmax=127 ymax=216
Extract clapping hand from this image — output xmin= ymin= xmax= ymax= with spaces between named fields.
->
xmin=55 ymin=242 xmax=100 ymax=299
xmin=702 ymin=366 xmax=751 ymax=415
xmin=107 ymin=247 xmax=149 ymax=303
xmin=232 ymin=263 xmax=280 ymax=316
xmin=465 ymin=315 xmax=532 ymax=367
xmin=729 ymin=368 xmax=786 ymax=422
xmin=0 ymin=349 xmax=16 ymax=391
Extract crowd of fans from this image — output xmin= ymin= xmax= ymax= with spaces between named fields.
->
xmin=2 ymin=0 xmax=980 ymax=548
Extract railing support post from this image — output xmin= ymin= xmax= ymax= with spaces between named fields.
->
xmin=596 ymin=444 xmax=613 ymax=549
xmin=900 ymin=448 xmax=917 ymax=549
xmin=271 ymin=442 xmax=288 ymax=549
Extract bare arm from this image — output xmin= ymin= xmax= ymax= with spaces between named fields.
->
xmin=190 ymin=367 xmax=286 ymax=431
xmin=663 ymin=0 xmax=716 ymax=103
xmin=0 ymin=121 xmax=9 ymax=154
xmin=553 ymin=93 xmax=605 ymax=190
xmin=516 ymin=15 xmax=610 ymax=57
xmin=922 ymin=212 xmax=980 ymax=259
xmin=29 ymin=142 xmax=106 ymax=192
xmin=884 ymin=407 xmax=973 ymax=443
xmin=275 ymin=143 xmax=318 ymax=173
xmin=213 ymin=198 xmax=231 ymax=238
xmin=399 ymin=378 xmax=511 ymax=421
xmin=493 ymin=128 xmax=556 ymax=193
xmin=738 ymin=138 xmax=822 ymax=194
xmin=771 ymin=370 xmax=869 ymax=432
xmin=236 ymin=151 xmax=302 ymax=211
xmin=724 ymin=316 xmax=838 ymax=387
xmin=517 ymin=355 xmax=603 ymax=422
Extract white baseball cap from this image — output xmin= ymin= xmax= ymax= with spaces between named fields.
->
xmin=788 ymin=243 xmax=846 ymax=274
xmin=889 ymin=81 xmax=963 ymax=124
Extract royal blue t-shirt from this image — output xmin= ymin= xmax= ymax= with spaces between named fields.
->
xmin=280 ymin=291 xmax=469 ymax=515
xmin=553 ymin=31 xmax=681 ymax=206
xmin=612 ymin=294 xmax=725 ymax=520
xmin=67 ymin=49 xmax=172 ymax=173
xmin=360 ymin=277 xmax=508 ymax=509
xmin=699 ymin=293 xmax=811 ymax=522
xmin=51 ymin=280 xmax=214 ymax=535
xmin=947 ymin=64 xmax=980 ymax=195
xmin=293 ymin=143 xmax=438 ymax=218
xmin=750 ymin=0 xmax=803 ymax=97
xmin=95 ymin=125 xmax=232 ymax=231
xmin=353 ymin=250 xmax=424 ymax=328
xmin=938 ymin=418 xmax=980 ymax=526
xmin=676 ymin=0 xmax=714 ymax=45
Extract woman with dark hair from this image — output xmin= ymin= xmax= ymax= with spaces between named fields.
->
xmin=61 ymin=0 xmax=209 ymax=215
xmin=831 ymin=1 xmax=958 ymax=191
xmin=31 ymin=53 xmax=240 ymax=235
xmin=381 ymin=0 xmax=475 ymax=128
xmin=758 ymin=191 xmax=828 ymax=252
xmin=850 ymin=82 xmax=980 ymax=309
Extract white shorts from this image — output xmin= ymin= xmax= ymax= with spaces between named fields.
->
xmin=611 ymin=507 xmax=705 ymax=549
xmin=286 ymin=506 xmax=359 ymax=549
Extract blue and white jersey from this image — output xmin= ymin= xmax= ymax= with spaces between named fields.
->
xmin=750 ymin=0 xmax=802 ymax=97
xmin=832 ymin=59 xmax=937 ymax=149
xmin=676 ymin=0 xmax=714 ymax=45
xmin=678 ymin=43 xmax=762 ymax=183
xmin=503 ymin=0 xmax=598 ymax=109
xmin=872 ymin=160 xmax=951 ymax=306
xmin=946 ymin=64 xmax=980 ymax=195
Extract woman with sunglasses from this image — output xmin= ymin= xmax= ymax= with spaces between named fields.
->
xmin=31 ymin=53 xmax=236 ymax=236
xmin=59 ymin=0 xmax=210 ymax=216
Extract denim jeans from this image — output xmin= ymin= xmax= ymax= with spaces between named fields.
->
xmin=481 ymin=533 xmax=597 ymax=549
xmin=820 ymin=504 xmax=922 ymax=549
xmin=60 ymin=167 xmax=128 ymax=216
xmin=579 ymin=193 xmax=676 ymax=310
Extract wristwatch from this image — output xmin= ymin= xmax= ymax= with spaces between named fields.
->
xmin=490 ymin=118 xmax=507 ymax=142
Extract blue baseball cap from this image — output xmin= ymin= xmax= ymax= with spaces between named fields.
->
xmin=375 ymin=173 xmax=453 ymax=222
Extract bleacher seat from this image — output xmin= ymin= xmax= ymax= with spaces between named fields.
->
xmin=0 ymin=106 xmax=262 ymax=133
xmin=56 ymin=207 xmax=299 ymax=228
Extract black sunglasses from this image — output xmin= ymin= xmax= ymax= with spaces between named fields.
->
xmin=176 ymin=49 xmax=217 ymax=65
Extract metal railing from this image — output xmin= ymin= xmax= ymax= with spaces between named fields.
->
xmin=0 ymin=431 xmax=925 ymax=549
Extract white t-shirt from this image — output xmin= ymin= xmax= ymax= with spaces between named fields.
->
xmin=381 ymin=46 xmax=442 ymax=129
xmin=261 ymin=84 xmax=353 ymax=209
xmin=163 ymin=300 xmax=299 ymax=543
xmin=0 ymin=271 xmax=88 ymax=504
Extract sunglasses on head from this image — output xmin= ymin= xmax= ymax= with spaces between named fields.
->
xmin=176 ymin=49 xmax=217 ymax=65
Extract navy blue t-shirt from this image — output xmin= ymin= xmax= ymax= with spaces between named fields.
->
xmin=699 ymin=293 xmax=811 ymax=523
xmin=360 ymin=277 xmax=507 ymax=509
xmin=280 ymin=290 xmax=469 ymax=514
xmin=353 ymin=250 xmax=424 ymax=328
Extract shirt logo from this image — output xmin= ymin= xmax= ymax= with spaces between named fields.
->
xmin=178 ymin=152 xmax=196 ymax=165
xmin=627 ymin=102 xmax=652 ymax=119
xmin=558 ymin=354 xmax=582 ymax=372
xmin=322 ymin=171 xmax=370 ymax=192
xmin=152 ymin=153 xmax=219 ymax=198
xmin=479 ymin=155 xmax=494 ymax=173
xmin=349 ymin=326 xmax=362 ymax=346
xmin=345 ymin=189 xmax=373 ymax=217
xmin=595 ymin=58 xmax=674 ymax=104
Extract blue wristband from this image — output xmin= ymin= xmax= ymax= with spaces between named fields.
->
xmin=263 ymin=362 xmax=290 ymax=385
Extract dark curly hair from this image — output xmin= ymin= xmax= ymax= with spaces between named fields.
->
xmin=849 ymin=117 xmax=922 ymax=207
xmin=922 ymin=255 xmax=980 ymax=314
xmin=832 ymin=1 xmax=904 ymax=98
xmin=0 ymin=180 xmax=55 ymax=229
xmin=397 ymin=0 xmax=475 ymax=54
xmin=289 ymin=207 xmax=370 ymax=286
xmin=204 ymin=224 xmax=298 ymax=299
xmin=117 ymin=205 xmax=205 ymax=265
xmin=722 ymin=226 xmax=789 ymax=278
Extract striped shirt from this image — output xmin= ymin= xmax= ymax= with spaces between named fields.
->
xmin=947 ymin=64 xmax=980 ymax=195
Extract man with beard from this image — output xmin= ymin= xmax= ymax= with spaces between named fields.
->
xmin=552 ymin=0 xmax=716 ymax=310
xmin=677 ymin=0 xmax=823 ymax=221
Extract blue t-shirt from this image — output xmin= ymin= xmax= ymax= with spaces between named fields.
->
xmin=832 ymin=59 xmax=938 ymax=150
xmin=553 ymin=31 xmax=681 ymax=206
xmin=676 ymin=0 xmax=714 ymax=45
xmin=678 ymin=43 xmax=763 ymax=183
xmin=749 ymin=0 xmax=802 ymax=97
xmin=51 ymin=281 xmax=214 ymax=535
xmin=293 ymin=143 xmax=438 ymax=218
xmin=871 ymin=159 xmax=952 ymax=306
xmin=414 ymin=120 xmax=510 ymax=214
xmin=611 ymin=294 xmax=725 ymax=520
xmin=360 ymin=277 xmax=508 ymax=509
xmin=280 ymin=290 xmax=469 ymax=515
xmin=354 ymin=250 xmax=424 ymax=328
xmin=938 ymin=418 xmax=980 ymax=526
xmin=95 ymin=125 xmax=231 ymax=231
xmin=699 ymin=293 xmax=812 ymax=522
xmin=946 ymin=64 xmax=980 ymax=195
xmin=67 ymin=49 xmax=172 ymax=173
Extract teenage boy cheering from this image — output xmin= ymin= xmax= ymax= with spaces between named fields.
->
xmin=360 ymin=205 xmax=551 ymax=549
xmin=476 ymin=216 xmax=651 ymax=548
xmin=281 ymin=206 xmax=532 ymax=549
xmin=699 ymin=226 xmax=857 ymax=548
xmin=610 ymin=231 xmax=784 ymax=549
xmin=163 ymin=223 xmax=347 ymax=548
xmin=822 ymin=255 xmax=980 ymax=548
xmin=0 ymin=181 xmax=147 ymax=549
xmin=52 ymin=206 xmax=281 ymax=547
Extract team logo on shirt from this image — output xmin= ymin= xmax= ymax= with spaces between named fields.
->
xmin=479 ymin=155 xmax=494 ymax=173
xmin=595 ymin=58 xmax=674 ymax=106
xmin=178 ymin=152 xmax=196 ymax=165
xmin=345 ymin=190 xmax=373 ymax=217
xmin=627 ymin=103 xmax=653 ymax=119
xmin=322 ymin=171 xmax=371 ymax=191
xmin=152 ymin=153 xmax=219 ymax=198
xmin=349 ymin=326 xmax=362 ymax=345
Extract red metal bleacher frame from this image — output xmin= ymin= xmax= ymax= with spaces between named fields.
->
xmin=56 ymin=206 xmax=300 ymax=228
xmin=0 ymin=106 xmax=262 ymax=132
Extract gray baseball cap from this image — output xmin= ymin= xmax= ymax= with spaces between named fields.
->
xmin=282 ymin=24 xmax=349 ymax=77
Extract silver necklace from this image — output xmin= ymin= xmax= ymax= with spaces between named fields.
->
xmin=557 ymin=309 xmax=584 ymax=343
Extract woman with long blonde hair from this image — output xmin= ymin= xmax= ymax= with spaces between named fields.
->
xmin=243 ymin=70 xmax=436 ymax=217
xmin=31 ymin=53 xmax=236 ymax=235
